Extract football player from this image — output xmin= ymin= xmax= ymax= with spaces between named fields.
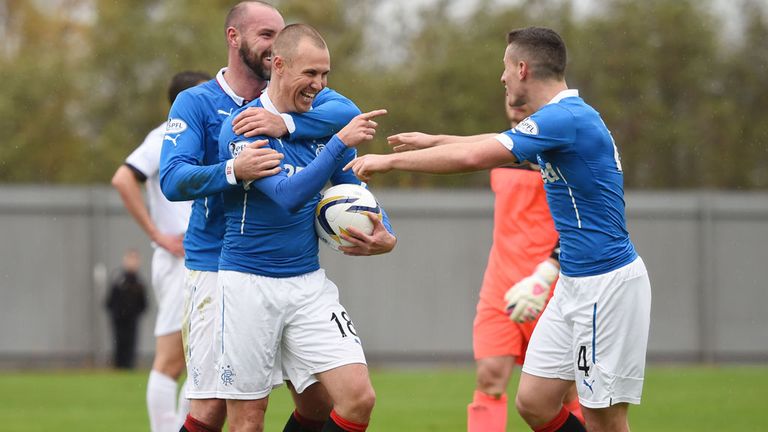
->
xmin=216 ymin=23 xmax=395 ymax=432
xmin=159 ymin=3 xmax=366 ymax=432
xmin=387 ymin=102 xmax=583 ymax=432
xmin=346 ymin=26 xmax=651 ymax=432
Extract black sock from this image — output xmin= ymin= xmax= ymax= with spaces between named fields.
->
xmin=558 ymin=413 xmax=587 ymax=431
xmin=284 ymin=411 xmax=325 ymax=432
xmin=320 ymin=417 xmax=346 ymax=432
xmin=283 ymin=413 xmax=302 ymax=432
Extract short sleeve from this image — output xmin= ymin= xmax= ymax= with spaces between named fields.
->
xmin=126 ymin=125 xmax=165 ymax=178
xmin=494 ymin=105 xmax=577 ymax=163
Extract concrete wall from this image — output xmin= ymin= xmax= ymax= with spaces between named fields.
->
xmin=0 ymin=186 xmax=766 ymax=368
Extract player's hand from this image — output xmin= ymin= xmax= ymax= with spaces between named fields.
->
xmin=343 ymin=154 xmax=393 ymax=183
xmin=233 ymin=107 xmax=288 ymax=138
xmin=233 ymin=140 xmax=284 ymax=181
xmin=336 ymin=109 xmax=388 ymax=147
xmin=338 ymin=212 xmax=397 ymax=256
xmin=153 ymin=232 xmax=185 ymax=258
xmin=504 ymin=259 xmax=559 ymax=323
xmin=387 ymin=132 xmax=440 ymax=152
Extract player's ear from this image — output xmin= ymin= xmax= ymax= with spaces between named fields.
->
xmin=226 ymin=26 xmax=239 ymax=48
xmin=273 ymin=55 xmax=285 ymax=75
xmin=518 ymin=60 xmax=528 ymax=80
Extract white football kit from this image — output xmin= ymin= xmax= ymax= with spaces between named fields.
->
xmin=125 ymin=123 xmax=191 ymax=337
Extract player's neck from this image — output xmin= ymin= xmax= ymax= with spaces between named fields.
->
xmin=266 ymin=82 xmax=290 ymax=114
xmin=529 ymin=80 xmax=569 ymax=112
xmin=224 ymin=61 xmax=268 ymax=103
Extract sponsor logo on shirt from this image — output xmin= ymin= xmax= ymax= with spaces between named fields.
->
xmin=538 ymin=156 xmax=561 ymax=184
xmin=228 ymin=141 xmax=248 ymax=157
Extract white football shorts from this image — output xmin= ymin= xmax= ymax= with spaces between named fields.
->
xmin=182 ymin=269 xmax=220 ymax=399
xmin=522 ymin=257 xmax=651 ymax=408
xmin=215 ymin=269 xmax=367 ymax=400
xmin=150 ymin=247 xmax=186 ymax=336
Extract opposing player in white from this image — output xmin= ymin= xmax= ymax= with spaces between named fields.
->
xmin=347 ymin=26 xmax=651 ymax=432
xmin=112 ymin=71 xmax=211 ymax=432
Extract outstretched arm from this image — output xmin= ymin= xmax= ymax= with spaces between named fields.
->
xmin=344 ymin=135 xmax=517 ymax=182
xmin=248 ymin=110 xmax=387 ymax=212
xmin=387 ymin=132 xmax=496 ymax=152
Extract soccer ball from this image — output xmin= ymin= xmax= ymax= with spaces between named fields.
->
xmin=315 ymin=183 xmax=382 ymax=251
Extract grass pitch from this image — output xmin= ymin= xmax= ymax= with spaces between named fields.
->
xmin=0 ymin=365 xmax=766 ymax=431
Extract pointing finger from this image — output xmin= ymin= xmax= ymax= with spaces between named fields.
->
xmin=359 ymin=109 xmax=388 ymax=120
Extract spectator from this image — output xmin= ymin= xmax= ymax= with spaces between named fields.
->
xmin=105 ymin=249 xmax=148 ymax=369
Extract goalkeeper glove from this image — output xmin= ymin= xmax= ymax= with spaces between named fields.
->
xmin=504 ymin=259 xmax=559 ymax=323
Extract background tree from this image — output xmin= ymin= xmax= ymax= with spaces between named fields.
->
xmin=0 ymin=0 xmax=765 ymax=189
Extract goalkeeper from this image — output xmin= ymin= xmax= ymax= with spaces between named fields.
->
xmin=387 ymin=103 xmax=583 ymax=432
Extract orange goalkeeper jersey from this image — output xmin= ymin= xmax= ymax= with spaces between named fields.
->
xmin=479 ymin=167 xmax=558 ymax=311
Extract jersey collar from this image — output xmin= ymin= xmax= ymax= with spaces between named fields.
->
xmin=547 ymin=89 xmax=579 ymax=105
xmin=260 ymin=86 xmax=314 ymax=115
xmin=260 ymin=88 xmax=282 ymax=115
xmin=216 ymin=68 xmax=246 ymax=107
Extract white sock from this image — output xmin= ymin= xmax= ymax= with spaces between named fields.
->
xmin=147 ymin=370 xmax=178 ymax=432
xmin=175 ymin=377 xmax=191 ymax=430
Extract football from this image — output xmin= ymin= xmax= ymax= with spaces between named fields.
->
xmin=315 ymin=183 xmax=382 ymax=251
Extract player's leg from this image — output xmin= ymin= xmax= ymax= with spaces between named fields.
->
xmin=515 ymin=280 xmax=585 ymax=431
xmin=581 ymin=403 xmax=628 ymax=432
xmin=315 ymin=364 xmax=375 ymax=430
xmin=148 ymin=331 xmax=186 ymax=432
xmin=181 ymin=400 xmax=226 ymax=432
xmin=282 ymin=270 xmax=373 ymax=431
xmin=148 ymin=248 xmax=190 ymax=432
xmin=283 ymin=381 xmax=332 ymax=432
xmin=182 ymin=270 xmax=227 ymax=431
xmin=516 ymin=373 xmax=583 ymax=430
xmin=227 ymin=398 xmax=270 ymax=432
xmin=570 ymin=258 xmax=651 ymax=432
xmin=562 ymin=383 xmax=585 ymax=425
xmin=468 ymin=356 xmax=516 ymax=432
xmin=214 ymin=270 xmax=287 ymax=432
xmin=468 ymin=299 xmax=521 ymax=432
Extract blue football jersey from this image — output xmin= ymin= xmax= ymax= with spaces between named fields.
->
xmin=217 ymin=91 xmax=394 ymax=278
xmin=495 ymin=90 xmax=637 ymax=277
xmin=159 ymin=68 xmax=362 ymax=271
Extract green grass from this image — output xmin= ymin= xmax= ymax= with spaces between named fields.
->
xmin=0 ymin=365 xmax=766 ymax=431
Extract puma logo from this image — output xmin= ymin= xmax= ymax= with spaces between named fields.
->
xmin=164 ymin=134 xmax=180 ymax=147
xmin=165 ymin=134 xmax=181 ymax=147
xmin=218 ymin=109 xmax=233 ymax=116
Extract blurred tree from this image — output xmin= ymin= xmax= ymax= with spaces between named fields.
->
xmin=0 ymin=0 xmax=88 ymax=182
xmin=720 ymin=0 xmax=768 ymax=188
xmin=566 ymin=0 xmax=723 ymax=188
xmin=80 ymin=0 xmax=232 ymax=182
xmin=0 ymin=0 xmax=765 ymax=189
